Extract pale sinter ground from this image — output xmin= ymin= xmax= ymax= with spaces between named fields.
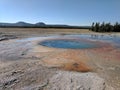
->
xmin=0 ymin=28 xmax=120 ymax=90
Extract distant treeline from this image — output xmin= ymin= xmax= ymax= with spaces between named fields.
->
xmin=0 ymin=25 xmax=90 ymax=29
xmin=90 ymin=22 xmax=120 ymax=32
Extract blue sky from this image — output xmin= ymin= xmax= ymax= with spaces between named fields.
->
xmin=0 ymin=0 xmax=120 ymax=25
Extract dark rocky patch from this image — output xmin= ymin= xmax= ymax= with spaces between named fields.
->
xmin=0 ymin=34 xmax=17 ymax=41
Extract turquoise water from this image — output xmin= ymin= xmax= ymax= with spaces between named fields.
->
xmin=39 ymin=39 xmax=98 ymax=49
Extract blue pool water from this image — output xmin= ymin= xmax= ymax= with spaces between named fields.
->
xmin=39 ymin=39 xmax=99 ymax=49
xmin=65 ymin=34 xmax=120 ymax=48
xmin=16 ymin=34 xmax=120 ymax=49
xmin=39 ymin=34 xmax=120 ymax=49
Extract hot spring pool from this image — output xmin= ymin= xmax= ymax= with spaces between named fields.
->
xmin=39 ymin=39 xmax=99 ymax=49
xmin=16 ymin=34 xmax=120 ymax=49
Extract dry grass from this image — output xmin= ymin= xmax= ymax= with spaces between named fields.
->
xmin=0 ymin=28 xmax=92 ymax=36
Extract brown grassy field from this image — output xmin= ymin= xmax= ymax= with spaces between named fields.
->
xmin=1 ymin=28 xmax=120 ymax=38
xmin=0 ymin=28 xmax=92 ymax=37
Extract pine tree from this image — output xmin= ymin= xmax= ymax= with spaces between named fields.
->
xmin=91 ymin=22 xmax=94 ymax=31
xmin=90 ymin=22 xmax=120 ymax=32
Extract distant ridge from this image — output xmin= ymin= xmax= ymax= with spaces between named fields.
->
xmin=0 ymin=21 xmax=90 ymax=29
xmin=15 ymin=21 xmax=33 ymax=26
xmin=0 ymin=21 xmax=46 ymax=27
xmin=35 ymin=22 xmax=46 ymax=26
